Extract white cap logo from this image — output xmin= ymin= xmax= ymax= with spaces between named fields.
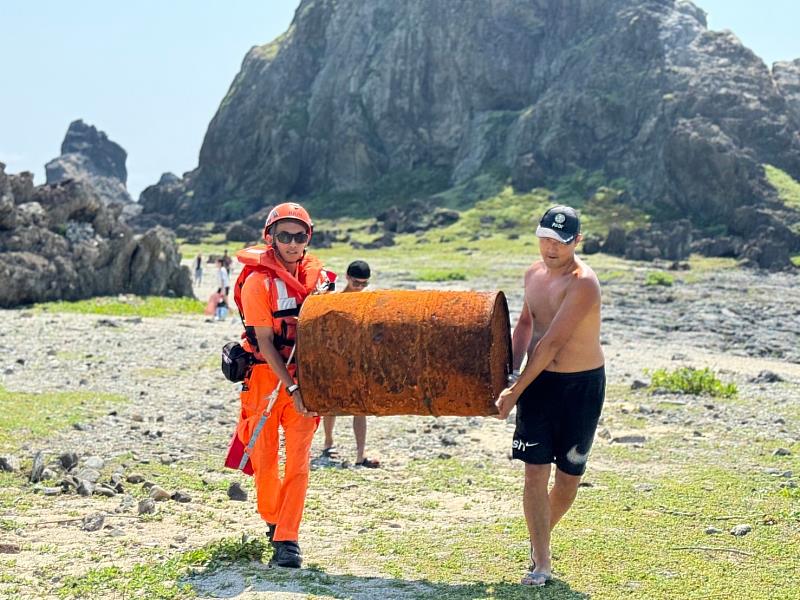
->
xmin=554 ymin=213 xmax=566 ymax=224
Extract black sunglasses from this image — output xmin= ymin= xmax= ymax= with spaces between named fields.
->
xmin=274 ymin=231 xmax=309 ymax=244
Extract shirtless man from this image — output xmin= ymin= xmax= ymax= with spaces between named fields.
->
xmin=495 ymin=205 xmax=605 ymax=587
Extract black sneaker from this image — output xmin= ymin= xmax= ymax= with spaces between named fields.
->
xmin=271 ymin=540 xmax=302 ymax=568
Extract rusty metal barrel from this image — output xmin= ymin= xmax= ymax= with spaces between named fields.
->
xmin=296 ymin=290 xmax=511 ymax=417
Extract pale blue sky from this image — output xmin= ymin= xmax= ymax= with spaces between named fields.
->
xmin=0 ymin=1 xmax=797 ymax=199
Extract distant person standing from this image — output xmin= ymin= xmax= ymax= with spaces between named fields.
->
xmin=222 ymin=249 xmax=233 ymax=272
xmin=495 ymin=206 xmax=605 ymax=587
xmin=320 ymin=260 xmax=380 ymax=468
xmin=194 ymin=254 xmax=203 ymax=286
xmin=217 ymin=258 xmax=230 ymax=297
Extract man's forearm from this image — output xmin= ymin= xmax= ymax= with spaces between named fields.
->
xmin=510 ymin=337 xmax=559 ymax=395
xmin=511 ymin=322 xmax=532 ymax=371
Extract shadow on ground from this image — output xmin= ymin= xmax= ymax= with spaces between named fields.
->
xmin=187 ymin=561 xmax=588 ymax=599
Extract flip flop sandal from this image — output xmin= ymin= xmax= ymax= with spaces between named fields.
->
xmin=521 ymin=570 xmax=552 ymax=587
xmin=321 ymin=447 xmax=340 ymax=460
xmin=355 ymin=457 xmax=381 ymax=468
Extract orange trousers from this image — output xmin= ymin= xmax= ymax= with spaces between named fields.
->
xmin=237 ymin=364 xmax=318 ymax=542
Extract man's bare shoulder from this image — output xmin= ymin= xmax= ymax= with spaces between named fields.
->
xmin=570 ymin=258 xmax=601 ymax=296
xmin=524 ymin=260 xmax=547 ymax=279
xmin=575 ymin=257 xmax=600 ymax=282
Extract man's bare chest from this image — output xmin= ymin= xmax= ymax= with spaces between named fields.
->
xmin=525 ymin=276 xmax=570 ymax=322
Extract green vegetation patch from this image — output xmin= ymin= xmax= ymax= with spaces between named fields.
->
xmin=764 ymin=164 xmax=800 ymax=211
xmin=647 ymin=367 xmax=737 ymax=398
xmin=36 ymin=296 xmax=204 ymax=318
xmin=579 ymin=185 xmax=649 ymax=237
xmin=416 ymin=269 xmax=468 ymax=282
xmin=306 ymin=167 xmax=451 ymax=219
xmin=644 ymin=271 xmax=675 ymax=287
xmin=0 ymin=386 xmax=125 ymax=453
xmin=59 ymin=535 xmax=267 ymax=599
xmin=438 ymin=185 xmax=550 ymax=238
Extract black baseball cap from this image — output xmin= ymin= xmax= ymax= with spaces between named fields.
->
xmin=346 ymin=260 xmax=371 ymax=279
xmin=535 ymin=206 xmax=581 ymax=243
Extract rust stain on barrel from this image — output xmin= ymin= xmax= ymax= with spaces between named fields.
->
xmin=297 ymin=290 xmax=511 ymax=416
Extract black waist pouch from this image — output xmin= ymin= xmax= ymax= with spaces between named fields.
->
xmin=221 ymin=342 xmax=255 ymax=382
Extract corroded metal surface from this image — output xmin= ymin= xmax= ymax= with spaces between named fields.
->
xmin=297 ymin=290 xmax=511 ymax=416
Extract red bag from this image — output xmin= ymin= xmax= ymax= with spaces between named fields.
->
xmin=224 ymin=430 xmax=254 ymax=476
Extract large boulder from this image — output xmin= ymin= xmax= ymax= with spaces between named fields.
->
xmin=45 ymin=120 xmax=132 ymax=206
xmin=0 ymin=171 xmax=192 ymax=308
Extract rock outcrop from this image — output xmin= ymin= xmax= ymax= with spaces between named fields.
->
xmin=149 ymin=0 xmax=800 ymax=235
xmin=137 ymin=172 xmax=190 ymax=226
xmin=774 ymin=59 xmax=800 ymax=127
xmin=0 ymin=162 xmax=192 ymax=308
xmin=45 ymin=120 xmax=133 ymax=207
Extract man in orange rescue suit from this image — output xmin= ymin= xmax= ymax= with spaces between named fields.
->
xmin=235 ymin=202 xmax=335 ymax=568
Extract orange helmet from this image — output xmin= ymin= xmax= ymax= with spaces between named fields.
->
xmin=263 ymin=202 xmax=314 ymax=245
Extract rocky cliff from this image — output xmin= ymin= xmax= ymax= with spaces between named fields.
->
xmin=0 ymin=162 xmax=192 ymax=308
xmin=146 ymin=0 xmax=800 ymax=248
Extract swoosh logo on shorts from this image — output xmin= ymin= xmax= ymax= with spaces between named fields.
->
xmin=566 ymin=445 xmax=589 ymax=465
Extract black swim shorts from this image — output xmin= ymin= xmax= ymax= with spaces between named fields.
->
xmin=512 ymin=366 xmax=606 ymax=476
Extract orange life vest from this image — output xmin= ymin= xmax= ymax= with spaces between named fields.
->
xmin=233 ymin=245 xmax=335 ymax=361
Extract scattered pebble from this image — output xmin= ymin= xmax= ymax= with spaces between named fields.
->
xmin=83 ymin=456 xmax=105 ymax=470
xmin=94 ymin=485 xmax=118 ymax=498
xmin=227 ymin=482 xmax=248 ymax=501
xmin=77 ymin=480 xmax=95 ymax=497
xmin=730 ymin=524 xmax=752 ymax=537
xmin=149 ymin=486 xmax=171 ymax=501
xmin=137 ymin=499 xmax=156 ymax=515
xmin=76 ymin=468 xmax=101 ymax=484
xmin=612 ymin=435 xmax=647 ymax=444
xmin=82 ymin=513 xmax=106 ymax=532
xmin=750 ymin=370 xmax=784 ymax=384
xmin=58 ymin=452 xmax=79 ymax=471
xmin=29 ymin=451 xmax=45 ymax=483
xmin=0 ymin=455 xmax=21 ymax=472
xmin=171 ymin=491 xmax=192 ymax=503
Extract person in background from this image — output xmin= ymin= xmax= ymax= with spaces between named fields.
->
xmin=194 ymin=253 xmax=203 ymax=286
xmin=320 ymin=260 xmax=381 ymax=468
xmin=217 ymin=258 xmax=230 ymax=297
